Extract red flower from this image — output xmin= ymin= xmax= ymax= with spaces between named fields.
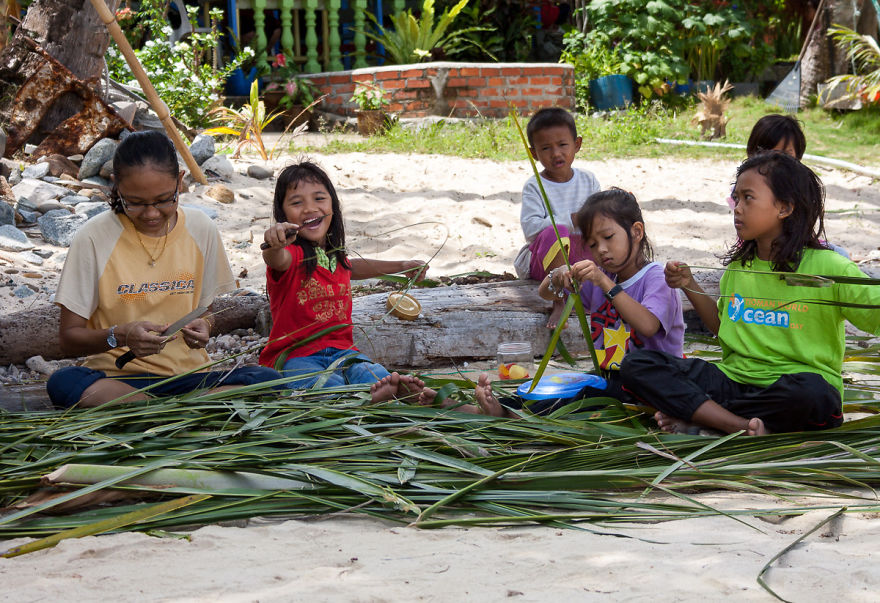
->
xmin=273 ymin=53 xmax=287 ymax=68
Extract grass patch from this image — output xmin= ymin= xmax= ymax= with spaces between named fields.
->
xmin=302 ymin=96 xmax=880 ymax=167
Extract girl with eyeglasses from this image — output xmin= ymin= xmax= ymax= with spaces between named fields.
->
xmin=47 ymin=131 xmax=281 ymax=408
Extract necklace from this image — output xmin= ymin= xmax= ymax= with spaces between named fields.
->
xmin=134 ymin=221 xmax=169 ymax=267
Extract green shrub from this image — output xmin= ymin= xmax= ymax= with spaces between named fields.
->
xmin=106 ymin=1 xmax=248 ymax=129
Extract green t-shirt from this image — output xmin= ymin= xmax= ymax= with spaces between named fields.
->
xmin=717 ymin=248 xmax=880 ymax=395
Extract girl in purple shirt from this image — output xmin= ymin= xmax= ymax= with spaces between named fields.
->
xmin=463 ymin=188 xmax=685 ymax=417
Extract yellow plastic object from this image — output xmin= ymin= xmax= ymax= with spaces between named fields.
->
xmin=386 ymin=292 xmax=421 ymax=321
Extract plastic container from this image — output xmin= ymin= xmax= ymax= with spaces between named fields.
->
xmin=386 ymin=292 xmax=421 ymax=320
xmin=588 ymin=75 xmax=634 ymax=110
xmin=497 ymin=342 xmax=534 ymax=380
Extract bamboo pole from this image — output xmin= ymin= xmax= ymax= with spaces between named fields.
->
xmin=87 ymin=0 xmax=207 ymax=184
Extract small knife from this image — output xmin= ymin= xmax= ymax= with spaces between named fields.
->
xmin=115 ymin=306 xmax=209 ymax=369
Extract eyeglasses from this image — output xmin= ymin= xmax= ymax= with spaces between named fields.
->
xmin=119 ymin=185 xmax=179 ymax=214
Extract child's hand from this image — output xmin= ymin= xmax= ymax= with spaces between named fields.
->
xmin=570 ymin=259 xmax=613 ymax=289
xmin=400 ymin=260 xmax=429 ymax=281
xmin=263 ymin=222 xmax=300 ymax=250
xmin=665 ymin=261 xmax=694 ymax=289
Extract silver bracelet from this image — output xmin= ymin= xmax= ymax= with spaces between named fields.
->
xmin=547 ymin=267 xmax=566 ymax=298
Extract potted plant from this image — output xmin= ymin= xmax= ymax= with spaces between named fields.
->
xmin=563 ymin=40 xmax=633 ymax=111
xmin=264 ymin=53 xmax=320 ymax=130
xmin=351 ymin=82 xmax=390 ymax=136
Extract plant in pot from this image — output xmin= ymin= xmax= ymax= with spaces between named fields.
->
xmin=264 ymin=53 xmax=320 ymax=130
xmin=561 ymin=37 xmax=632 ymax=111
xmin=351 ymin=82 xmax=390 ymax=136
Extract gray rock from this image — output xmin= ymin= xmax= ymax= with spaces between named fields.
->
xmin=38 ymin=209 xmax=87 ymax=247
xmin=67 ymin=154 xmax=84 ymax=163
xmin=12 ymin=178 xmax=70 ymax=210
xmin=33 ymin=248 xmax=53 ymax=258
xmin=82 ymin=176 xmax=110 ymax=187
xmin=181 ymin=203 xmax=218 ymax=220
xmin=99 ymin=158 xmax=114 ymax=179
xmin=36 ymin=201 xmax=71 ymax=214
xmin=78 ymin=138 xmax=118 ymax=180
xmin=42 ymin=176 xmax=61 ymax=183
xmin=75 ymin=201 xmax=109 ymax=220
xmin=119 ymin=129 xmax=132 ymax=142
xmin=0 ymin=126 xmax=5 ymax=158
xmin=0 ymin=158 xmax=15 ymax=179
xmin=24 ymin=144 xmax=37 ymax=155
xmin=18 ymin=209 xmax=39 ymax=224
xmin=201 ymin=155 xmax=234 ymax=180
xmin=189 ymin=134 xmax=216 ymax=165
xmin=111 ymin=101 xmax=138 ymax=125
xmin=12 ymin=284 xmax=35 ymax=298
xmin=22 ymin=162 xmax=51 ymax=180
xmin=247 ymin=164 xmax=273 ymax=180
xmin=0 ymin=201 xmax=13 ymax=226
xmin=60 ymin=194 xmax=91 ymax=206
xmin=19 ymin=251 xmax=44 ymax=266
xmin=0 ymin=224 xmax=34 ymax=251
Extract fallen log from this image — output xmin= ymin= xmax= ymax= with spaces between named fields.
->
xmin=0 ymin=275 xmax=723 ymax=367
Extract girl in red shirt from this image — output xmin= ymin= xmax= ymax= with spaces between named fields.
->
xmin=259 ymin=161 xmax=427 ymax=401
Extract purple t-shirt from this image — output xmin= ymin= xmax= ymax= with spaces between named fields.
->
xmin=578 ymin=262 xmax=684 ymax=370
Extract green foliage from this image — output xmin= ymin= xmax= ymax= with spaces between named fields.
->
xmin=436 ymin=0 xmax=537 ymax=62
xmin=351 ymin=82 xmax=390 ymax=111
xmin=357 ymin=0 xmax=484 ymax=64
xmin=564 ymin=0 xmax=783 ymax=101
xmin=204 ymin=79 xmax=283 ymax=160
xmin=825 ymin=26 xmax=880 ymax=107
xmin=565 ymin=0 xmax=689 ymax=99
xmin=105 ymin=2 xmax=248 ymax=129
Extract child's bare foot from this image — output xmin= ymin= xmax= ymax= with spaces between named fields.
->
xmin=370 ymin=372 xmax=426 ymax=403
xmin=417 ymin=387 xmax=437 ymax=406
xmin=547 ymin=299 xmax=565 ymax=329
xmin=473 ymin=373 xmax=506 ymax=417
xmin=654 ymin=411 xmax=697 ymax=434
xmin=370 ymin=372 xmax=401 ymax=403
xmin=396 ymin=374 xmax=425 ymax=403
xmin=746 ymin=417 xmax=768 ymax=436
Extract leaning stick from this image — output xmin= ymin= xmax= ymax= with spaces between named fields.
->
xmin=87 ymin=0 xmax=207 ymax=184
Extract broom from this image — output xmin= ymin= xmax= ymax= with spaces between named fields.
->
xmin=766 ymin=0 xmax=828 ymax=113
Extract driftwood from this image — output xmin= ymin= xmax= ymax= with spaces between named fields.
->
xmin=0 ymin=277 xmax=723 ymax=412
xmin=0 ymin=275 xmax=722 ymax=368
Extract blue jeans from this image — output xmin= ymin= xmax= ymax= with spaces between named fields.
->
xmin=281 ymin=347 xmax=390 ymax=390
xmin=47 ymin=365 xmax=283 ymax=409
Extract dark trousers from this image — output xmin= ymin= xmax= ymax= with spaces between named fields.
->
xmin=620 ymin=350 xmax=843 ymax=433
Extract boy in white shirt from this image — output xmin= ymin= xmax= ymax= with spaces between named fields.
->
xmin=514 ymin=107 xmax=600 ymax=327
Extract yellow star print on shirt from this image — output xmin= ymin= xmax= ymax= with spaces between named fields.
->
xmin=597 ymin=324 xmax=631 ymax=370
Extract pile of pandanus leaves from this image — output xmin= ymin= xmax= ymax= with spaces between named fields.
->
xmin=1 ymin=331 xmax=879 ymax=556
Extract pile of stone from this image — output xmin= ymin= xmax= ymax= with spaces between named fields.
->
xmin=205 ymin=328 xmax=267 ymax=368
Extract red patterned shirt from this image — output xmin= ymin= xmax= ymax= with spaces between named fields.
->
xmin=259 ymin=245 xmax=356 ymax=369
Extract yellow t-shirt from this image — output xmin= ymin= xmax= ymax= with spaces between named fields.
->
xmin=55 ymin=207 xmax=234 ymax=376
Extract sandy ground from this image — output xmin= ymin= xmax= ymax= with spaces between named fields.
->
xmin=2 ymin=147 xmax=879 ymax=600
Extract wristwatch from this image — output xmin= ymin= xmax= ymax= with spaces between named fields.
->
xmin=107 ymin=325 xmax=118 ymax=349
xmin=604 ymin=284 xmax=623 ymax=302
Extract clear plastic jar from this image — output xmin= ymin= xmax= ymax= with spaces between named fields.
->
xmin=497 ymin=342 xmax=534 ymax=380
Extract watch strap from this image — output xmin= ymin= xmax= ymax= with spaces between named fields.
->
xmin=604 ymin=284 xmax=623 ymax=302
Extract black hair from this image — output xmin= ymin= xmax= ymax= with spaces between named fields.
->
xmin=723 ymin=152 xmax=826 ymax=272
xmin=575 ymin=188 xmax=653 ymax=271
xmin=746 ymin=114 xmax=806 ymax=159
xmin=526 ymin=107 xmax=578 ymax=148
xmin=110 ymin=131 xmax=180 ymax=214
xmin=273 ymin=161 xmax=349 ymax=279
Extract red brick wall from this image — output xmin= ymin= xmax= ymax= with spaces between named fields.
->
xmin=302 ymin=62 xmax=574 ymax=118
